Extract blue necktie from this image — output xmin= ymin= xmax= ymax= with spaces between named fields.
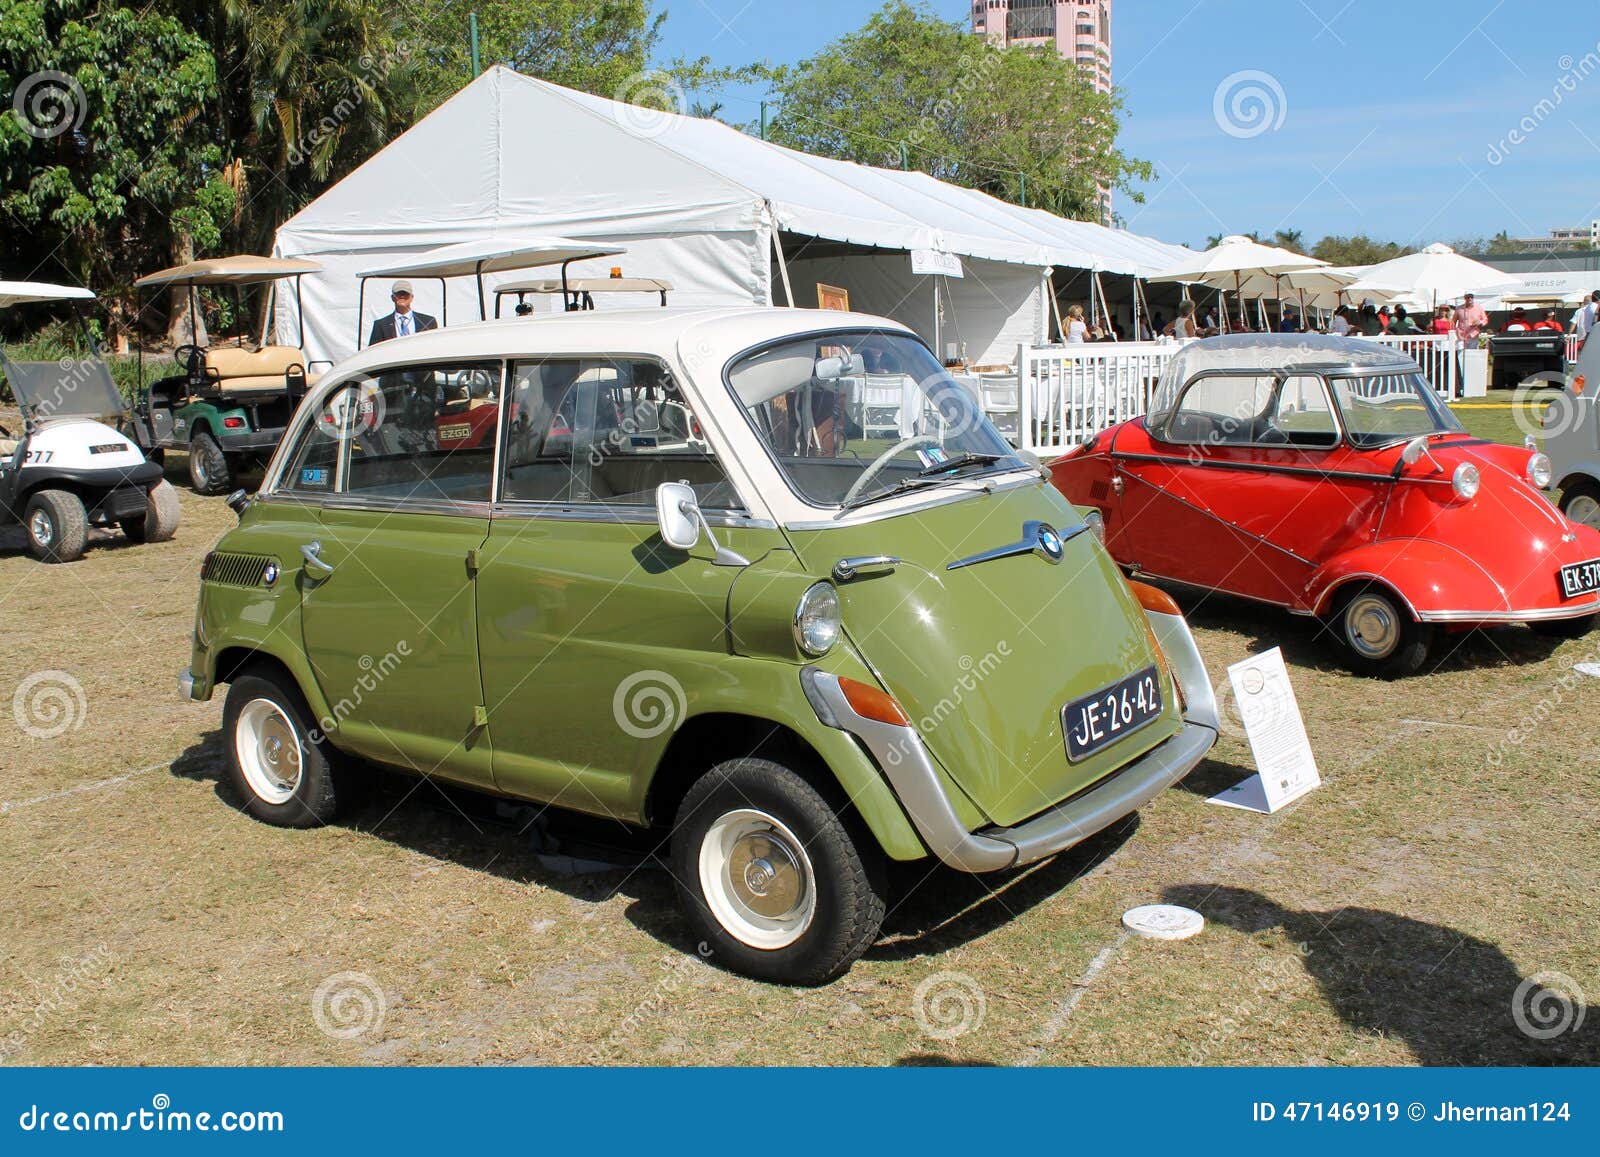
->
xmin=399 ymin=314 xmax=410 ymax=337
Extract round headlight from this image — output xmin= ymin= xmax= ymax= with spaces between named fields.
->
xmin=1452 ymin=462 xmax=1481 ymax=501
xmin=794 ymin=582 xmax=842 ymax=656
xmin=1527 ymin=452 xmax=1553 ymax=490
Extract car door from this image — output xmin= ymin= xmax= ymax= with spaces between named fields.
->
xmin=474 ymin=355 xmax=779 ymax=822
xmin=282 ymin=360 xmax=503 ymax=788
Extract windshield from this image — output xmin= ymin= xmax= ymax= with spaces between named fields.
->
xmin=1 ymin=351 xmax=125 ymax=422
xmin=1327 ymin=371 xmax=1463 ymax=448
xmin=726 ymin=331 xmax=1022 ymax=508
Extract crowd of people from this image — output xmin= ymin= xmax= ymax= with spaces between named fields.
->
xmin=1058 ymin=289 xmax=1600 ymax=346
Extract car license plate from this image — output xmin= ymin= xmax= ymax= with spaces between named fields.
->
xmin=1062 ymin=666 xmax=1163 ymax=763
xmin=1559 ymin=558 xmax=1600 ymax=599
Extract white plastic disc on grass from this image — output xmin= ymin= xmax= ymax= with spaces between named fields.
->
xmin=1573 ymin=662 xmax=1600 ymax=679
xmin=1122 ymin=904 xmax=1205 ymax=940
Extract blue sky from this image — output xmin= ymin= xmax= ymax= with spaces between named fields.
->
xmin=655 ymin=1 xmax=1600 ymax=249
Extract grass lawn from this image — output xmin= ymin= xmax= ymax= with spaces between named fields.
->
xmin=1450 ymin=388 xmax=1557 ymax=448
xmin=0 ymin=404 xmax=1595 ymax=1067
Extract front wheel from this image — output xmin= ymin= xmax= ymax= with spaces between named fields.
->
xmin=671 ymin=758 xmax=886 ymax=986
xmin=223 ymin=669 xmax=343 ymax=827
xmin=24 ymin=489 xmax=88 ymax=563
xmin=120 ymin=480 xmax=181 ymax=543
xmin=188 ymin=431 xmax=233 ymax=495
xmin=1334 ymin=585 xmax=1434 ymax=677
xmin=1559 ymin=480 xmax=1600 ymax=531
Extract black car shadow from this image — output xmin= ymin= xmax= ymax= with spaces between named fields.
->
xmin=1165 ymin=884 xmax=1598 ymax=1065
xmin=1156 ymin=583 xmax=1568 ymax=676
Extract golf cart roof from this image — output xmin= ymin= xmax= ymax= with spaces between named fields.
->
xmin=495 ymin=277 xmax=673 ymax=295
xmin=134 ymin=256 xmax=322 ymax=288
xmin=360 ymin=234 xmax=626 ymax=280
xmin=0 ymin=281 xmax=96 ymax=309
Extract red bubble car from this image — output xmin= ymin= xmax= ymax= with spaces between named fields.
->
xmin=1051 ymin=335 xmax=1600 ymax=675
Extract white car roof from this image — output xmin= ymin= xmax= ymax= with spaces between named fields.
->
xmin=326 ymin=307 xmax=918 ymax=381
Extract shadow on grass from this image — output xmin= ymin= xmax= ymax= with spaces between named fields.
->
xmin=1165 ymin=884 xmax=1598 ymax=1065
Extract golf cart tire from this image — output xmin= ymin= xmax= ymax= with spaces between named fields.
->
xmin=121 ymin=480 xmax=181 ymax=544
xmin=189 ymin=430 xmax=233 ymax=495
xmin=24 ymin=489 xmax=88 ymax=564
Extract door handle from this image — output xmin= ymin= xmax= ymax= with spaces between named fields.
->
xmin=300 ymin=541 xmax=336 ymax=576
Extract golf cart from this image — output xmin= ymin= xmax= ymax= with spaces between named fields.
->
xmin=0 ymin=281 xmax=178 ymax=562
xmin=126 ymin=256 xmax=326 ymax=495
xmin=493 ymin=275 xmax=673 ymax=317
xmin=355 ymin=233 xmax=625 ymax=348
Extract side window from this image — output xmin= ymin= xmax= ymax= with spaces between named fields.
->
xmin=280 ymin=361 xmax=502 ymax=502
xmin=500 ymin=357 xmax=736 ymax=508
xmin=1162 ymin=375 xmax=1275 ymax=446
xmin=1265 ymin=374 xmax=1339 ymax=448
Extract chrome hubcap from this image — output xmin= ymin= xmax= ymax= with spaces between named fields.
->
xmin=1567 ymin=495 xmax=1600 ymax=531
xmin=28 ymin=509 xmax=52 ymax=546
xmin=235 ymin=698 xmax=302 ymax=805
xmin=699 ymin=809 xmax=816 ymax=949
xmin=1346 ymin=594 xmax=1401 ymax=660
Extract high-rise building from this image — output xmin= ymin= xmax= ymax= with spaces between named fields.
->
xmin=971 ymin=0 xmax=1113 ymax=95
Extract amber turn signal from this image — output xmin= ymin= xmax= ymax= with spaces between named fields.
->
xmin=838 ymin=676 xmax=911 ymax=726
xmin=1128 ymin=580 xmax=1181 ymax=617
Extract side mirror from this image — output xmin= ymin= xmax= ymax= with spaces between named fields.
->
xmin=655 ymin=481 xmax=699 ymax=550
xmin=654 ymin=481 xmax=750 ymax=567
xmin=1400 ymin=435 xmax=1428 ymax=466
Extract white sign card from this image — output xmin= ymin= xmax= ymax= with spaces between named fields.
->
xmin=1207 ymin=647 xmax=1321 ymax=814
xmin=910 ymin=249 xmax=964 ymax=278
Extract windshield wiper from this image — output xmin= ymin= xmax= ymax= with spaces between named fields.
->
xmin=838 ymin=475 xmax=949 ymax=514
xmin=915 ymin=452 xmax=1011 ymax=477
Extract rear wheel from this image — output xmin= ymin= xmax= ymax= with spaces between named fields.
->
xmin=671 ymin=758 xmax=886 ymax=986
xmin=1334 ymin=585 xmax=1434 ymax=677
xmin=223 ymin=669 xmax=342 ymax=827
xmin=24 ymin=489 xmax=88 ymax=563
xmin=1559 ymin=480 xmax=1600 ymax=531
xmin=120 ymin=480 xmax=181 ymax=543
xmin=188 ymin=430 xmax=233 ymax=495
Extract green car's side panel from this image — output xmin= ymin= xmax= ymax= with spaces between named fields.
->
xmin=296 ymin=504 xmax=494 ymax=789
xmin=785 ymin=479 xmax=1183 ymax=829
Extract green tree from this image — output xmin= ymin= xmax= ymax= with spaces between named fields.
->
xmin=1310 ymin=234 xmax=1414 ymax=266
xmin=762 ymin=1 xmax=1149 ymax=221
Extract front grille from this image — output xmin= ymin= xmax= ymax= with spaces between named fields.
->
xmin=202 ymin=551 xmax=275 ymax=587
xmin=103 ymin=486 xmax=148 ymax=521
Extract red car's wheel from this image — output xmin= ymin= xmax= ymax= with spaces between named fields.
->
xmin=1333 ymin=586 xmax=1434 ymax=678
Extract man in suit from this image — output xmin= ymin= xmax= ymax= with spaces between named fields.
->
xmin=368 ymin=280 xmax=437 ymax=345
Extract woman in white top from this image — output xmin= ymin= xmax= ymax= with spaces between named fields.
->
xmin=1065 ymin=303 xmax=1089 ymax=343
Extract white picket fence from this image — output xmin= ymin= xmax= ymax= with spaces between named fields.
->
xmin=1002 ymin=334 xmax=1466 ymax=456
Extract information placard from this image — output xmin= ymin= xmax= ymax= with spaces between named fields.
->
xmin=1208 ymin=647 xmax=1321 ymax=814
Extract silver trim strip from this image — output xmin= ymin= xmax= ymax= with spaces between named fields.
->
xmin=1418 ymin=601 xmax=1600 ymax=623
xmin=801 ymin=608 xmax=1216 ymax=872
xmin=784 ymin=472 xmax=1041 ymax=531
xmin=489 ymin=501 xmax=775 ymax=529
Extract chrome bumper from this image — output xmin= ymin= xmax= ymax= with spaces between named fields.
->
xmin=804 ymin=607 xmax=1218 ymax=874
xmin=178 ymin=667 xmax=206 ymax=702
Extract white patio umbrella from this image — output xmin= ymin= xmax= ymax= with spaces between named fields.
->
xmin=1346 ymin=243 xmax=1524 ymax=311
xmin=1148 ymin=235 xmax=1327 ymax=331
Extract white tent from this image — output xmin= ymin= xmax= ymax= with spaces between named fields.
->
xmin=275 ymin=66 xmax=1194 ymax=364
xmin=1346 ymin=243 xmax=1525 ymax=310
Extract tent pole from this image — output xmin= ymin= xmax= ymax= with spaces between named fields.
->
xmin=476 ymin=259 xmax=487 ymax=321
xmin=1047 ymin=270 xmax=1064 ymax=343
xmin=357 ymin=279 xmax=367 ymax=350
xmin=766 ymin=202 xmax=794 ymax=306
xmin=1132 ymin=278 xmax=1142 ymax=342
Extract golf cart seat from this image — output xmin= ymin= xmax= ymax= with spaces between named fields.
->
xmin=203 ymin=345 xmax=319 ymax=396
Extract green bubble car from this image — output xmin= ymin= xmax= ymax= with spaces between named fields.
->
xmin=182 ymin=308 xmax=1220 ymax=984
